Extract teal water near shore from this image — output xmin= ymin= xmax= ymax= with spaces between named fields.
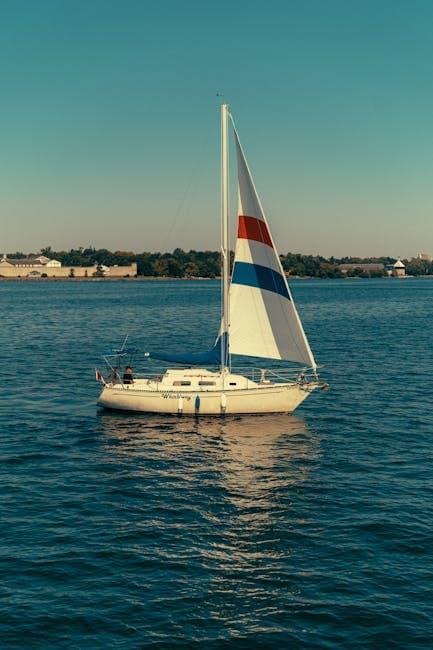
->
xmin=1 ymin=278 xmax=432 ymax=647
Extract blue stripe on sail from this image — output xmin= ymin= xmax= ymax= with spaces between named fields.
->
xmin=232 ymin=262 xmax=290 ymax=299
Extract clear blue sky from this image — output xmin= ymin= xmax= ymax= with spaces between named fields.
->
xmin=2 ymin=0 xmax=433 ymax=258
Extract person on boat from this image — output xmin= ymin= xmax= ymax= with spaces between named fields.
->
xmin=108 ymin=367 xmax=120 ymax=383
xmin=122 ymin=366 xmax=134 ymax=384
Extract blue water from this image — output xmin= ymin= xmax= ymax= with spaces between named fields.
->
xmin=1 ymin=278 xmax=433 ymax=648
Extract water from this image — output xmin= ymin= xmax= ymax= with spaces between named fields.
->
xmin=1 ymin=278 xmax=432 ymax=648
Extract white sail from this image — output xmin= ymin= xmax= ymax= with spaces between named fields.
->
xmin=229 ymin=127 xmax=316 ymax=369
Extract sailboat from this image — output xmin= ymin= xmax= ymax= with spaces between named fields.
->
xmin=97 ymin=105 xmax=326 ymax=415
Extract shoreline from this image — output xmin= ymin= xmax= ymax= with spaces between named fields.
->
xmin=0 ymin=274 xmax=430 ymax=282
xmin=0 ymin=276 xmax=218 ymax=282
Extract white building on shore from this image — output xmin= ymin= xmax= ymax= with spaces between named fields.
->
xmin=0 ymin=254 xmax=137 ymax=278
xmin=385 ymin=259 xmax=406 ymax=277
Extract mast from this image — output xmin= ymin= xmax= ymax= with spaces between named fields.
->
xmin=220 ymin=103 xmax=230 ymax=372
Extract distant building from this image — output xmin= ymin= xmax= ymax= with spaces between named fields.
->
xmin=35 ymin=255 xmax=62 ymax=267
xmin=0 ymin=254 xmax=137 ymax=278
xmin=339 ymin=263 xmax=384 ymax=273
xmin=385 ymin=259 xmax=405 ymax=277
xmin=418 ymin=252 xmax=432 ymax=262
xmin=0 ymin=254 xmax=61 ymax=269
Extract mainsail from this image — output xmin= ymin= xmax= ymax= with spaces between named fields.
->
xmin=228 ymin=125 xmax=316 ymax=369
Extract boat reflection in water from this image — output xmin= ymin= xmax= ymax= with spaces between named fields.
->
xmin=97 ymin=411 xmax=319 ymax=526
xmin=96 ymin=413 xmax=320 ymax=636
xmin=97 ymin=412 xmax=320 ymax=499
xmin=97 ymin=413 xmax=319 ymax=475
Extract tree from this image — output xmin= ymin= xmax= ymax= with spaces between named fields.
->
xmin=405 ymin=258 xmax=432 ymax=276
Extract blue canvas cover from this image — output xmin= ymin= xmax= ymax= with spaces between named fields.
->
xmin=147 ymin=333 xmax=228 ymax=366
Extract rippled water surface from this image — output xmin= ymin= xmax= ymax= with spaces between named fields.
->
xmin=1 ymin=278 xmax=433 ymax=648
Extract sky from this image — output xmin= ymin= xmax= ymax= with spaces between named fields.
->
xmin=2 ymin=0 xmax=433 ymax=258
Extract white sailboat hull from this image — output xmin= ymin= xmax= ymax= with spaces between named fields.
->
xmin=97 ymin=373 xmax=318 ymax=416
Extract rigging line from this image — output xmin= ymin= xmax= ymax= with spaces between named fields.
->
xmin=158 ymin=122 xmax=213 ymax=253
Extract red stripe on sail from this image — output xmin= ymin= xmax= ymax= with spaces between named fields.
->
xmin=238 ymin=215 xmax=273 ymax=247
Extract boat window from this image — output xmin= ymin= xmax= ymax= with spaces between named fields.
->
xmin=198 ymin=381 xmax=216 ymax=386
xmin=229 ymin=382 xmax=237 ymax=386
xmin=173 ymin=380 xmax=191 ymax=386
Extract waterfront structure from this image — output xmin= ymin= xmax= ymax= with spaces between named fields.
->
xmin=0 ymin=254 xmax=136 ymax=278
xmin=339 ymin=263 xmax=384 ymax=274
xmin=339 ymin=260 xmax=406 ymax=277
xmin=385 ymin=259 xmax=406 ymax=277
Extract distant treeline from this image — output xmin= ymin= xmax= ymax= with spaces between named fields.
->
xmin=7 ymin=247 xmax=433 ymax=278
